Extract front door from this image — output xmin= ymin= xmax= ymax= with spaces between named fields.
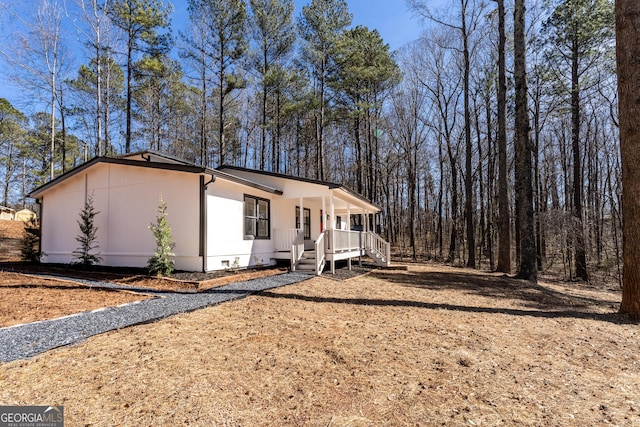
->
xmin=296 ymin=206 xmax=311 ymax=248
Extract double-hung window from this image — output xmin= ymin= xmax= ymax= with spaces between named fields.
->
xmin=244 ymin=195 xmax=270 ymax=239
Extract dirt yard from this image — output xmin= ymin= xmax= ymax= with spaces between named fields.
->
xmin=0 ymin=273 xmax=151 ymax=327
xmin=0 ymin=263 xmax=637 ymax=426
xmin=0 ymin=265 xmax=290 ymax=327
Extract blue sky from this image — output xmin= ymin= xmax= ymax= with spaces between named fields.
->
xmin=170 ymin=0 xmax=424 ymax=51
xmin=317 ymin=0 xmax=423 ymax=50
xmin=0 ymin=0 xmax=424 ymax=112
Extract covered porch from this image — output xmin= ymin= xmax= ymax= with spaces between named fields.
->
xmin=273 ymin=192 xmax=390 ymax=275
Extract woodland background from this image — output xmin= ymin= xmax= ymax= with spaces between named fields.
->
xmin=0 ymin=0 xmax=619 ymax=283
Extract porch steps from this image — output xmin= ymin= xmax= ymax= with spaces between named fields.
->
xmin=295 ymin=250 xmax=318 ymax=273
xmin=367 ymin=249 xmax=390 ymax=267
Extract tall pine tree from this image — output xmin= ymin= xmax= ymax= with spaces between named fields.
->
xmin=544 ymin=0 xmax=614 ymax=281
xmin=617 ymin=0 xmax=640 ymax=318
xmin=249 ymin=0 xmax=295 ymax=171
xmin=108 ymin=0 xmax=172 ymax=153
xmin=298 ymin=0 xmax=352 ymax=180
xmin=513 ymin=0 xmax=536 ymax=281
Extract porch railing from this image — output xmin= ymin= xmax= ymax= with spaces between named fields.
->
xmin=275 ymin=229 xmax=299 ymax=252
xmin=364 ymin=231 xmax=391 ymax=266
xmin=290 ymin=229 xmax=305 ymax=271
xmin=325 ymin=229 xmax=362 ymax=253
xmin=314 ymin=232 xmax=326 ymax=275
xmin=280 ymin=227 xmax=390 ymax=271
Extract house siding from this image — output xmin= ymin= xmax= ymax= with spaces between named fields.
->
xmin=32 ymin=154 xmax=383 ymax=273
xmin=41 ymin=163 xmax=202 ymax=271
xmin=205 ymin=178 xmax=276 ymax=271
xmin=272 ymin=198 xmax=324 ymax=241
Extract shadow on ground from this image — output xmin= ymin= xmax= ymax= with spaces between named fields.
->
xmin=370 ymin=269 xmax=618 ymax=310
xmin=257 ymin=268 xmax=635 ymax=325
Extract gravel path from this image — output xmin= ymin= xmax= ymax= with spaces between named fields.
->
xmin=0 ymin=272 xmax=312 ymax=362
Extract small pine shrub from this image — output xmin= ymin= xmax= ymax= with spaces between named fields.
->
xmin=21 ymin=217 xmax=41 ymax=263
xmin=147 ymin=197 xmax=175 ymax=276
xmin=72 ymin=194 xmax=102 ymax=266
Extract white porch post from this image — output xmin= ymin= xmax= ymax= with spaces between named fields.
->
xmin=330 ymin=196 xmax=335 ymax=229
xmin=359 ymin=208 xmax=365 ymax=267
xmin=330 ymin=195 xmax=335 ymax=274
xmin=347 ymin=204 xmax=352 ymax=271
xmin=299 ymin=197 xmax=303 ymax=233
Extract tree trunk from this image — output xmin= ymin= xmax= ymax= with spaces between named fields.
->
xmin=317 ymin=60 xmax=326 ymax=180
xmin=462 ymin=0 xmax=475 ymax=268
xmin=50 ymin=64 xmax=56 ymax=181
xmin=409 ymin=149 xmax=417 ymax=261
xmin=532 ymin=72 xmax=544 ymax=270
xmin=513 ymin=0 xmax=537 ymax=282
xmin=571 ymin=38 xmax=588 ymax=281
xmin=218 ymin=50 xmax=226 ymax=166
xmin=125 ymin=34 xmax=133 ymax=153
xmin=354 ymin=115 xmax=363 ymax=194
xmin=616 ymin=0 xmax=640 ymax=317
xmin=438 ymin=137 xmax=444 ymax=259
xmin=496 ymin=0 xmax=511 ymax=273
xmin=104 ymin=58 xmax=112 ymax=154
xmin=261 ymin=46 xmax=269 ymax=171
xmin=201 ymin=53 xmax=208 ymax=167
xmin=2 ymin=143 xmax=13 ymax=207
xmin=449 ymin=151 xmax=458 ymax=263
xmin=275 ymin=91 xmax=282 ymax=172
xmin=485 ymin=89 xmax=495 ymax=270
xmin=60 ymin=105 xmax=67 ymax=173
xmin=473 ymin=96 xmax=484 ymax=268
xmin=96 ymin=41 xmax=103 ymax=157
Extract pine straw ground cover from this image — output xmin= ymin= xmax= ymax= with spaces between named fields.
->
xmin=1 ymin=264 xmax=639 ymax=426
xmin=0 ymin=273 xmax=151 ymax=328
xmin=0 ymin=220 xmax=25 ymax=239
xmin=0 ymin=262 xmax=289 ymax=293
xmin=116 ymin=267 xmax=289 ymax=292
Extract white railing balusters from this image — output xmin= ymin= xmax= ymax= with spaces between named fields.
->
xmin=364 ymin=231 xmax=391 ymax=267
xmin=328 ymin=229 xmax=362 ymax=252
xmin=280 ymin=227 xmax=389 ymax=272
xmin=290 ymin=229 xmax=305 ymax=271
xmin=275 ymin=229 xmax=299 ymax=251
xmin=315 ymin=232 xmax=326 ymax=275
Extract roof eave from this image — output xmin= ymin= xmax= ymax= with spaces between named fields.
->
xmin=29 ymin=157 xmax=283 ymax=199
xmin=208 ymin=169 xmax=283 ymax=195
xmin=220 ymin=165 xmax=380 ymax=211
xmin=334 ymin=186 xmax=382 ymax=212
xmin=29 ymin=157 xmax=208 ymax=199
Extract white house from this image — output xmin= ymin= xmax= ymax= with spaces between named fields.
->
xmin=29 ymin=151 xmax=390 ymax=275
xmin=0 ymin=206 xmax=15 ymax=221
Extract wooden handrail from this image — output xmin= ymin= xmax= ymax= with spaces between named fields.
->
xmin=315 ymin=232 xmax=326 ymax=275
xmin=364 ymin=231 xmax=391 ymax=266
xmin=290 ymin=229 xmax=305 ymax=271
